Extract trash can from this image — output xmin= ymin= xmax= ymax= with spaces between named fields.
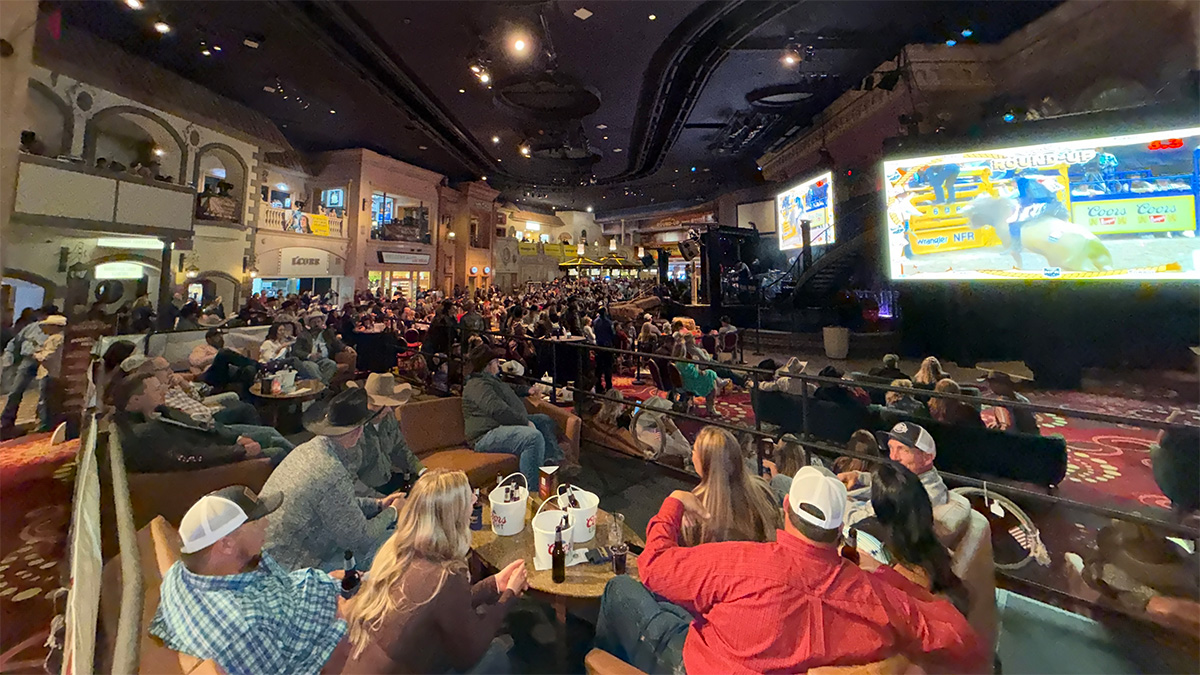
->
xmin=823 ymin=326 xmax=849 ymax=360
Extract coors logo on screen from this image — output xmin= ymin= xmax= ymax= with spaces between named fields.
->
xmin=882 ymin=126 xmax=1200 ymax=281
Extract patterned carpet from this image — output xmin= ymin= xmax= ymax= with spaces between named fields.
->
xmin=608 ymin=375 xmax=1195 ymax=512
xmin=0 ymin=435 xmax=76 ymax=673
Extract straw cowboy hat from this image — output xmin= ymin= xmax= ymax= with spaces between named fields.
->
xmin=347 ymin=373 xmax=413 ymax=408
xmin=302 ymin=387 xmax=372 ymax=436
xmin=501 ymin=360 xmax=526 ymax=377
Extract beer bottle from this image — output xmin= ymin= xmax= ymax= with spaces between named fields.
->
xmin=401 ymin=471 xmax=414 ymax=495
xmin=470 ymin=489 xmax=483 ymax=531
xmin=340 ymin=550 xmax=361 ymax=599
xmin=551 ymin=524 xmax=566 ymax=583
xmin=840 ymin=527 xmax=860 ymax=566
xmin=565 ymin=485 xmax=581 ymax=509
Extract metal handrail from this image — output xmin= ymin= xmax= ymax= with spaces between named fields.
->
xmin=481 ymin=327 xmax=1198 ymax=433
xmin=107 ymin=431 xmax=143 ymax=674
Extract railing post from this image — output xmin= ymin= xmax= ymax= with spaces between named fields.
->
xmin=800 ymin=380 xmax=810 ymax=438
xmin=550 ymin=338 xmax=558 ymax=405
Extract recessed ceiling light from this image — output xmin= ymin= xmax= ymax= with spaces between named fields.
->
xmin=602 ymin=136 xmax=608 ymax=140
xmin=613 ymin=148 xmax=622 ymax=153
xmin=479 ymin=73 xmax=491 ymax=84
xmin=201 ymin=49 xmax=212 ymax=56
xmin=520 ymin=146 xmax=531 ymax=156
xmin=153 ymin=21 xmax=171 ymax=34
xmin=212 ymin=45 xmax=221 ymax=51
xmin=648 ymin=14 xmax=656 ymax=20
xmin=586 ymin=206 xmax=593 ymax=212
xmin=153 ymin=148 xmax=165 ymax=157
xmin=481 ymin=176 xmax=488 ymax=181
xmin=124 ymin=0 xmax=144 ymax=9
xmin=513 ymin=39 xmax=526 ymax=52
xmin=492 ymin=136 xmax=500 ymax=144
xmin=243 ymin=37 xmax=260 ymax=48
xmin=419 ymin=145 xmax=428 ymax=150
xmin=596 ymin=124 xmax=607 ymax=130
xmin=329 ymin=109 xmax=336 ymax=114
xmin=263 ymin=85 xmax=276 ymax=93
xmin=574 ymin=7 xmax=593 ymax=20
xmin=459 ymin=88 xmax=466 ymax=93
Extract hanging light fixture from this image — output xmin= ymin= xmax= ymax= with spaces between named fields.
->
xmin=576 ymin=243 xmax=585 ymax=256
xmin=609 ymin=238 xmax=616 ymax=252
xmin=185 ymin=263 xmax=200 ymax=279
xmin=638 ymin=246 xmax=645 ymax=258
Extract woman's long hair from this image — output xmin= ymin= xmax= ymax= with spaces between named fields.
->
xmin=265 ymin=322 xmax=290 ymax=341
xmin=885 ymin=379 xmax=914 ymax=406
xmin=870 ymin=462 xmax=968 ymax=612
xmin=913 ymin=356 xmax=946 ymax=386
xmin=685 ymin=426 xmax=780 ymax=546
xmin=345 ymin=469 xmax=473 ymax=659
xmin=928 ymin=378 xmax=960 ymax=422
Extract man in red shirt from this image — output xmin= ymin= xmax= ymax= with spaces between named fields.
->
xmin=596 ymin=466 xmax=985 ymax=674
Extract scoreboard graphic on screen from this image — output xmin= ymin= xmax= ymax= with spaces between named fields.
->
xmin=882 ymin=127 xmax=1200 ymax=281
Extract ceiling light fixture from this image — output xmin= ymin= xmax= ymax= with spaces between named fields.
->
xmin=479 ymin=73 xmax=491 ymax=84
xmin=459 ymin=88 xmax=466 ymax=93
xmin=961 ymin=28 xmax=973 ymax=37
xmin=586 ymin=206 xmax=594 ymax=213
xmin=513 ymin=39 xmax=526 ymax=52
xmin=329 ymin=109 xmax=336 ymax=114
xmin=243 ymin=36 xmax=261 ymax=48
xmin=613 ymin=148 xmax=622 ymax=153
xmin=596 ymin=124 xmax=607 ymax=130
xmin=648 ymin=14 xmax=656 ymax=20
xmin=153 ymin=148 xmax=165 ymax=157
xmin=470 ymin=65 xmax=482 ymax=73
xmin=124 ymin=0 xmax=144 ymax=9
xmin=153 ymin=21 xmax=171 ymax=34
xmin=481 ymin=176 xmax=487 ymax=181
xmin=602 ymin=136 xmax=608 ymax=140
xmin=263 ymin=85 xmax=275 ymax=93
xmin=419 ymin=145 xmax=428 ymax=150
xmin=201 ymin=49 xmax=212 ymax=56
xmin=945 ymin=39 xmax=957 ymax=47
xmin=492 ymin=136 xmax=500 ymax=144
xmin=520 ymin=146 xmax=531 ymax=157
xmin=212 ymin=45 xmax=221 ymax=51
xmin=574 ymin=7 xmax=593 ymax=20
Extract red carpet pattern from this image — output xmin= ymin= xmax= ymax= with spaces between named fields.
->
xmin=609 ymin=375 xmax=1195 ymax=512
xmin=0 ymin=435 xmax=76 ymax=673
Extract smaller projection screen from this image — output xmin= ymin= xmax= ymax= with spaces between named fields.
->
xmin=776 ymin=171 xmax=835 ymax=251
xmin=882 ymin=127 xmax=1200 ymax=281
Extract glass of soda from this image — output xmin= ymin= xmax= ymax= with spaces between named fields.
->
xmin=608 ymin=512 xmax=628 ymax=575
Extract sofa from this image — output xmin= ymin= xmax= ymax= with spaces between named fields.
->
xmin=750 ymin=389 xmax=1067 ymax=487
xmin=99 ymin=516 xmax=220 ymax=674
xmin=849 ymin=372 xmax=981 ymax=406
xmin=125 ymin=458 xmax=275 ymax=530
xmin=398 ymin=396 xmax=581 ymax=487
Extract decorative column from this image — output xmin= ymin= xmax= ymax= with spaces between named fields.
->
xmin=0 ymin=0 xmax=39 ymax=282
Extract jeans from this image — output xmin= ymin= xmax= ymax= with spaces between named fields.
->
xmin=1 ymin=361 xmax=37 ymax=428
xmin=457 ymin=636 xmax=512 ymax=675
xmin=204 ymin=349 xmax=258 ymax=389
xmin=528 ymin=413 xmax=564 ymax=465
xmin=36 ymin=376 xmax=62 ymax=432
xmin=224 ymin=424 xmax=295 ymax=463
xmin=473 ymin=424 xmax=546 ymax=487
xmin=596 ymin=576 xmax=690 ymax=674
xmin=212 ymin=399 xmax=262 ymax=426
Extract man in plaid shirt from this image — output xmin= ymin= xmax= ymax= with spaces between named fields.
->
xmin=150 ymin=485 xmax=349 ymax=674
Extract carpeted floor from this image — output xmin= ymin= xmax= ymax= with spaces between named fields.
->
xmin=0 ymin=434 xmax=76 ymax=673
xmin=605 ymin=374 xmax=1194 ymax=512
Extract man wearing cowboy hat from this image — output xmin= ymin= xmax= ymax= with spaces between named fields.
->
xmin=462 ymin=343 xmax=564 ymax=487
xmin=260 ymin=388 xmax=405 ymax=571
xmin=347 ymin=373 xmax=424 ymax=497
xmin=0 ymin=308 xmax=58 ymax=438
xmin=979 ymin=369 xmax=1039 ymax=435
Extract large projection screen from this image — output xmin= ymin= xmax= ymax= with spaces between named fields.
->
xmin=882 ymin=127 xmax=1200 ymax=280
xmin=777 ymin=171 xmax=835 ymax=250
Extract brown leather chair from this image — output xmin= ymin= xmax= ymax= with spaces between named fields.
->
xmin=399 ymin=397 xmax=517 ymax=487
xmin=934 ymin=491 xmax=997 ymax=668
xmin=126 ymin=458 xmax=275 ymax=530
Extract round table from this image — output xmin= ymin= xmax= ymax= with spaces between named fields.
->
xmin=249 ymin=380 xmax=326 ymax=435
xmin=471 ymin=496 xmax=644 ymax=666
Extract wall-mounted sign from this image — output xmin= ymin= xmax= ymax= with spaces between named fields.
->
xmin=378 ymin=251 xmax=431 ymax=265
xmin=272 ymin=246 xmax=344 ymax=276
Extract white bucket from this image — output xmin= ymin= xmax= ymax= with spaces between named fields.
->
xmin=531 ymin=499 xmax=575 ymax=570
xmin=556 ymin=485 xmax=599 ymax=542
xmin=488 ymin=473 xmax=529 ymax=536
xmin=823 ymin=326 xmax=850 ymax=360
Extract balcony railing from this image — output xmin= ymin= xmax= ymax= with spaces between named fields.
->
xmin=13 ymin=155 xmax=196 ymax=235
xmin=258 ymin=203 xmax=345 ymax=237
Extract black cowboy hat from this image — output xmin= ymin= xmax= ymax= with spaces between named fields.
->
xmin=302 ymin=387 xmax=371 ymax=436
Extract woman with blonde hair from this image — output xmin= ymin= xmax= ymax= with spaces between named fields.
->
xmin=884 ymin=378 xmax=930 ymax=417
xmin=342 ymin=469 xmax=528 ymax=674
xmin=912 ymin=356 xmax=948 ymax=387
xmin=683 ymin=426 xmax=780 ymax=546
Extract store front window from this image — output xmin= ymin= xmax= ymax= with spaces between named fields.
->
xmin=320 ymin=188 xmax=346 ymax=219
xmin=371 ymin=191 xmax=430 ymax=243
xmin=367 ymin=269 xmax=432 ymax=299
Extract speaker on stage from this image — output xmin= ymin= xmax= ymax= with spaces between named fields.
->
xmin=679 ymin=239 xmax=700 ymax=261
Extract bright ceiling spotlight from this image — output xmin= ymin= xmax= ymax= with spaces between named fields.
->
xmin=492 ymin=136 xmax=501 ymax=144
xmin=586 ymin=206 xmax=594 ymax=213
xmin=520 ymin=146 xmax=531 ymax=157
xmin=648 ymin=14 xmax=656 ymax=20
xmin=124 ymin=0 xmax=144 ymax=9
xmin=153 ymin=21 xmax=171 ymax=34
xmin=153 ymin=147 xmax=165 ymax=157
xmin=329 ymin=109 xmax=336 ymax=114
xmin=513 ymin=38 xmax=527 ymax=52
xmin=945 ymin=39 xmax=957 ymax=47
xmin=470 ymin=64 xmax=482 ymax=73
xmin=961 ymin=28 xmax=973 ymax=38
xmin=479 ymin=73 xmax=491 ymax=84
xmin=201 ymin=49 xmax=212 ymax=56
xmin=459 ymin=88 xmax=466 ymax=93
xmin=212 ymin=45 xmax=221 ymax=51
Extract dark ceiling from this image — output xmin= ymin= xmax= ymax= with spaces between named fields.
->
xmin=56 ymin=0 xmax=1058 ymax=216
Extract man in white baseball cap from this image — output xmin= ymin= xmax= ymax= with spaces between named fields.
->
xmin=840 ymin=421 xmax=949 ymax=527
xmin=595 ymin=464 xmax=983 ymax=674
xmin=150 ymin=486 xmax=350 ymax=674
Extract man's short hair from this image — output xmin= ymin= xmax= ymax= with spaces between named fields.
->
xmin=111 ymin=371 xmax=156 ymax=411
xmin=786 ymin=503 xmax=840 ymax=544
xmin=883 ymin=353 xmax=900 ymax=368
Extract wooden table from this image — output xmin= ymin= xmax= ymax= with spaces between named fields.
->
xmin=471 ymin=497 xmax=645 ymax=667
xmin=249 ymin=380 xmax=326 ymax=434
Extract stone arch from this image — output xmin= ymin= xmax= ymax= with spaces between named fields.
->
xmin=2 ymin=268 xmax=59 ymax=311
xmin=86 ymin=252 xmax=162 ymax=270
xmin=26 ymin=79 xmax=73 ymax=157
xmin=192 ymin=142 xmax=250 ymax=222
xmin=82 ymin=105 xmax=188 ymax=183
xmin=192 ymin=270 xmax=241 ymax=310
